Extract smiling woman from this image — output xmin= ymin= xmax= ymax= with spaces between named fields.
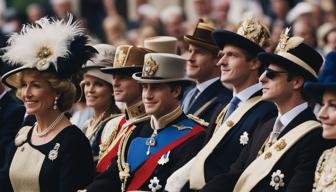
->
xmin=0 ymin=15 xmax=96 ymax=192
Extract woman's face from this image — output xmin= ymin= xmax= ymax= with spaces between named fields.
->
xmin=83 ymin=74 xmax=113 ymax=112
xmin=20 ymin=71 xmax=57 ymax=115
xmin=318 ymin=89 xmax=336 ymax=139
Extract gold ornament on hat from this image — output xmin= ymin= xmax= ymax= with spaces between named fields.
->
xmin=115 ymin=50 xmax=127 ymax=67
xmin=143 ymin=57 xmax=158 ymax=77
xmin=236 ymin=17 xmax=270 ymax=49
xmin=275 ymin=28 xmax=304 ymax=53
xmin=36 ymin=46 xmax=53 ymax=71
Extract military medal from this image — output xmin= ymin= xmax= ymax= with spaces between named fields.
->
xmin=146 ymin=130 xmax=158 ymax=155
xmin=148 ymin=176 xmax=162 ymax=192
xmin=270 ymin=170 xmax=285 ymax=190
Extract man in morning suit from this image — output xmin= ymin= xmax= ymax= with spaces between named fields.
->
xmin=182 ymin=19 xmax=231 ymax=123
xmin=165 ymin=17 xmax=277 ymax=191
xmin=201 ymin=28 xmax=335 ymax=192
xmin=82 ymin=53 xmax=206 ymax=192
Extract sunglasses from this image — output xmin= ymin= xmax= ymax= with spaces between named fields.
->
xmin=264 ymin=67 xmax=288 ymax=79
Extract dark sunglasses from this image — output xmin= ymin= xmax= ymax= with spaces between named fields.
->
xmin=264 ymin=67 xmax=288 ymax=79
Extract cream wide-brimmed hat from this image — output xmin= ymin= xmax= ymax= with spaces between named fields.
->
xmin=82 ymin=44 xmax=116 ymax=84
xmin=132 ymin=53 xmax=194 ymax=86
xmin=144 ymin=36 xmax=177 ymax=54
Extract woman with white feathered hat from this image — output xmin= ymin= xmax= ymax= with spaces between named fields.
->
xmin=1 ymin=15 xmax=96 ymax=191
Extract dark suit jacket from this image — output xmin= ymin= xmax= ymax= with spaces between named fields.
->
xmin=183 ymin=79 xmax=232 ymax=123
xmin=0 ymin=92 xmax=25 ymax=192
xmin=201 ymin=91 xmax=277 ymax=182
xmin=202 ymin=108 xmax=336 ymax=192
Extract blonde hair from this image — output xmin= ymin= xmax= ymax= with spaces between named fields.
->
xmin=16 ymin=70 xmax=76 ymax=112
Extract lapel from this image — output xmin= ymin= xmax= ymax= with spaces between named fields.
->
xmin=187 ymin=80 xmax=230 ymax=114
xmin=278 ymin=107 xmax=317 ymax=138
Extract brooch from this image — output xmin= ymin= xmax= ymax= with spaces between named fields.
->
xmin=48 ymin=143 xmax=60 ymax=161
xmin=148 ymin=176 xmax=162 ymax=192
xmin=239 ymin=131 xmax=249 ymax=145
xmin=158 ymin=151 xmax=170 ymax=165
xmin=270 ymin=170 xmax=285 ymax=190
xmin=143 ymin=57 xmax=158 ymax=77
xmin=275 ymin=139 xmax=287 ymax=151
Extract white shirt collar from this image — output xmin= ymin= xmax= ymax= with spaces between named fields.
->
xmin=234 ymin=83 xmax=262 ymax=102
xmin=276 ymin=102 xmax=308 ymax=132
xmin=0 ymin=90 xmax=8 ymax=100
xmin=196 ymin=77 xmax=219 ymax=93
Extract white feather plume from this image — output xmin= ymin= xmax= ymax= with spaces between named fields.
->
xmin=2 ymin=15 xmax=84 ymax=71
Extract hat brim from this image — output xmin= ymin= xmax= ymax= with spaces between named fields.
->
xmin=101 ymin=66 xmax=143 ymax=75
xmin=1 ymin=66 xmax=32 ymax=89
xmin=184 ymin=35 xmax=220 ymax=53
xmin=212 ymin=30 xmax=264 ymax=55
xmin=304 ymin=82 xmax=336 ymax=102
xmin=132 ymin=72 xmax=195 ymax=87
xmin=258 ymin=52 xmax=317 ymax=82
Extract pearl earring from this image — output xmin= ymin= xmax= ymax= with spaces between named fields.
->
xmin=53 ymin=96 xmax=58 ymax=110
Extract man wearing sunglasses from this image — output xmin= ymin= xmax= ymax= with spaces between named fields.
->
xmin=201 ymin=29 xmax=334 ymax=191
xmin=165 ymin=17 xmax=277 ymax=192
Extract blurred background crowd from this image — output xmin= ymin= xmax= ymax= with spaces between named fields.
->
xmin=0 ymin=0 xmax=336 ymax=57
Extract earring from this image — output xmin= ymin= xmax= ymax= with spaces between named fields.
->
xmin=53 ymin=96 xmax=58 ymax=110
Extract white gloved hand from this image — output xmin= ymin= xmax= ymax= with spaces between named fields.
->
xmin=164 ymin=157 xmax=195 ymax=192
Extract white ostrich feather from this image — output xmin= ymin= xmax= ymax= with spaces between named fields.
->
xmin=2 ymin=15 xmax=84 ymax=71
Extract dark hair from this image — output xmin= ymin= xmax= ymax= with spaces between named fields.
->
xmin=168 ymin=82 xmax=185 ymax=101
xmin=286 ymin=71 xmax=311 ymax=101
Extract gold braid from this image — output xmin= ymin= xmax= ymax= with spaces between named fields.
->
xmin=117 ymin=125 xmax=135 ymax=192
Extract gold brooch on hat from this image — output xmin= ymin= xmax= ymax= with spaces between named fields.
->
xmin=115 ymin=50 xmax=127 ymax=67
xmin=143 ymin=57 xmax=158 ymax=77
xmin=36 ymin=46 xmax=53 ymax=70
xmin=236 ymin=17 xmax=270 ymax=49
xmin=275 ymin=28 xmax=304 ymax=53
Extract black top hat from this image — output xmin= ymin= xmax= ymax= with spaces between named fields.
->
xmin=212 ymin=17 xmax=270 ymax=55
xmin=184 ymin=19 xmax=220 ymax=53
xmin=304 ymin=51 xmax=336 ymax=102
xmin=1 ymin=15 xmax=97 ymax=89
xmin=258 ymin=28 xmax=323 ymax=82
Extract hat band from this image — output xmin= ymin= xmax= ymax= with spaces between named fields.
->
xmin=277 ymin=52 xmax=317 ymax=78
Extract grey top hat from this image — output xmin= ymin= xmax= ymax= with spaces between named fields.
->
xmin=132 ymin=53 xmax=194 ymax=86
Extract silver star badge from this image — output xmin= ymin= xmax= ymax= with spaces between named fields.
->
xmin=158 ymin=151 xmax=170 ymax=165
xmin=148 ymin=176 xmax=162 ymax=192
xmin=270 ymin=170 xmax=285 ymax=190
xmin=239 ymin=131 xmax=249 ymax=145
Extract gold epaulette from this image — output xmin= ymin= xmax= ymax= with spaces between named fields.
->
xmin=187 ymin=114 xmax=209 ymax=127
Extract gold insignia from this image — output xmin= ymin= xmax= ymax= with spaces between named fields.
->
xmin=275 ymin=28 xmax=304 ymax=53
xmin=143 ymin=57 xmax=158 ymax=77
xmin=264 ymin=151 xmax=272 ymax=159
xmin=187 ymin=114 xmax=209 ymax=127
xmin=36 ymin=46 xmax=52 ymax=70
xmin=171 ymin=125 xmax=193 ymax=131
xmin=115 ymin=49 xmax=127 ymax=67
xmin=127 ymin=102 xmax=146 ymax=119
xmin=236 ymin=17 xmax=270 ymax=49
xmin=226 ymin=120 xmax=234 ymax=127
xmin=275 ymin=139 xmax=287 ymax=151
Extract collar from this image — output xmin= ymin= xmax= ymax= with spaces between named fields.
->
xmin=196 ymin=77 xmax=219 ymax=93
xmin=151 ymin=106 xmax=183 ymax=130
xmin=0 ymin=90 xmax=8 ymax=100
xmin=234 ymin=83 xmax=262 ymax=102
xmin=276 ymin=102 xmax=308 ymax=132
xmin=126 ymin=101 xmax=146 ymax=121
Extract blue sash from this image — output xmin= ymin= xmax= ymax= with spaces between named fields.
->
xmin=127 ymin=119 xmax=197 ymax=172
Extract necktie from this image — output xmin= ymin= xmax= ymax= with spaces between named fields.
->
xmin=223 ymin=96 xmax=241 ymax=121
xmin=269 ymin=118 xmax=283 ymax=143
xmin=183 ymin=88 xmax=199 ymax=112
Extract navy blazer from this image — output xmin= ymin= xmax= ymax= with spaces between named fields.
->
xmin=202 ymin=108 xmax=336 ymax=192
xmin=0 ymin=92 xmax=25 ymax=192
xmin=183 ymin=79 xmax=231 ymax=123
xmin=202 ymin=91 xmax=277 ymax=182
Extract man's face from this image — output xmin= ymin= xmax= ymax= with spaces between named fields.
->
xmin=217 ymin=45 xmax=256 ymax=87
xmin=111 ymin=74 xmax=142 ymax=106
xmin=259 ymin=64 xmax=293 ymax=103
xmin=142 ymin=83 xmax=180 ymax=119
xmin=186 ymin=44 xmax=219 ymax=83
